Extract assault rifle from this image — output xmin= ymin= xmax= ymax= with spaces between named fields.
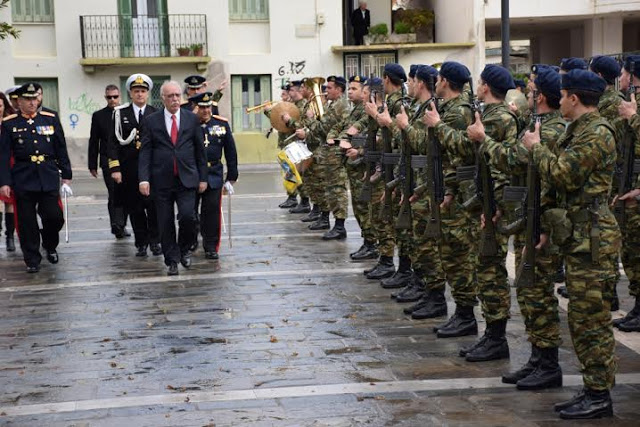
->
xmin=423 ymin=78 xmax=444 ymax=238
xmin=359 ymin=90 xmax=384 ymax=202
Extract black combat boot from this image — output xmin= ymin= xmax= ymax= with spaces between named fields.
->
xmin=289 ymin=197 xmax=311 ymax=214
xmin=609 ymin=284 xmax=620 ymax=312
xmin=382 ymin=256 xmax=413 ymax=289
xmin=351 ymin=241 xmax=378 ymax=261
xmin=393 ymin=274 xmax=423 ymax=303
xmin=617 ymin=297 xmax=640 ymax=332
xmin=365 ymin=255 xmax=395 ymax=280
xmin=279 ymin=194 xmax=298 ymax=209
xmin=502 ymin=344 xmax=541 ymax=384
xmin=437 ymin=305 xmax=478 ymax=338
xmin=411 ymin=289 xmax=447 ymax=319
xmin=322 ymin=219 xmax=347 ymax=240
xmin=557 ymin=285 xmax=569 ymax=298
xmin=613 ymin=296 xmax=640 ymax=327
xmin=5 ymin=212 xmax=15 ymax=252
xmin=516 ymin=346 xmax=562 ymax=390
xmin=465 ymin=319 xmax=509 ymax=362
xmin=558 ymin=388 xmax=613 ymax=419
xmin=301 ymin=205 xmax=321 ymax=222
xmin=308 ymin=212 xmax=330 ymax=230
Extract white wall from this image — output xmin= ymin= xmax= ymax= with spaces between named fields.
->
xmin=485 ymin=0 xmax=640 ymax=20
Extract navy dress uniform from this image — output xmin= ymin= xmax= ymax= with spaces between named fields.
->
xmin=0 ymin=83 xmax=72 ymax=272
xmin=107 ymin=74 xmax=160 ymax=256
xmin=190 ymin=92 xmax=238 ymax=259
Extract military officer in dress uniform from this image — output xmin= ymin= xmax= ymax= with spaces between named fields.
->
xmin=190 ymin=92 xmax=238 ymax=260
xmin=182 ymin=75 xmax=226 ymax=112
xmin=0 ymin=83 xmax=73 ymax=273
xmin=107 ymin=73 xmax=160 ymax=257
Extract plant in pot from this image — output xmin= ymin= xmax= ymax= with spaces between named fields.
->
xmin=177 ymin=46 xmax=191 ymax=56
xmin=364 ymin=23 xmax=389 ymax=45
xmin=393 ymin=9 xmax=435 ymax=43
xmin=190 ymin=43 xmax=204 ymax=56
xmin=391 ymin=21 xmax=416 ymax=43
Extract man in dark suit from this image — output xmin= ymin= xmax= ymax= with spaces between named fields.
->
xmin=139 ymin=80 xmax=208 ymax=276
xmin=88 ymin=84 xmax=128 ymax=238
xmin=107 ymin=74 xmax=161 ymax=257
xmin=351 ymin=1 xmax=370 ymax=46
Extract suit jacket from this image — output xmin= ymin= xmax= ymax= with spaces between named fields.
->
xmin=201 ymin=115 xmax=238 ymax=190
xmin=88 ymin=106 xmax=114 ymax=170
xmin=138 ymin=108 xmax=207 ymax=191
xmin=351 ymin=8 xmax=370 ymax=37
xmin=107 ymin=104 xmax=157 ymax=173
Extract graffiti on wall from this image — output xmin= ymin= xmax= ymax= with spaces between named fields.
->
xmin=278 ymin=60 xmax=307 ymax=77
xmin=68 ymin=93 xmax=101 ymax=116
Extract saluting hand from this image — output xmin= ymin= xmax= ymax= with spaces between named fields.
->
xmin=218 ymin=79 xmax=228 ymax=92
xmin=466 ymin=112 xmax=485 ymax=142
xmin=619 ymin=93 xmax=637 ymax=120
xmin=522 ymin=121 xmax=541 ymax=151
xmin=422 ymin=101 xmax=441 ymax=128
xmin=396 ymin=105 xmax=409 ymax=130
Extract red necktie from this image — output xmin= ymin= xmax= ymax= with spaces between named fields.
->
xmin=171 ymin=114 xmax=178 ymax=175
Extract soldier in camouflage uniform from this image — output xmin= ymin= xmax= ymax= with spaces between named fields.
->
xmin=463 ymin=65 xmax=518 ymax=363
xmin=615 ymin=55 xmax=640 ymax=332
xmin=523 ymin=69 xmax=620 ymax=420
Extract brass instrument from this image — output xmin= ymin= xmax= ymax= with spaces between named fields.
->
xmin=246 ymin=100 xmax=279 ymax=113
xmin=305 ymin=77 xmax=326 ymax=119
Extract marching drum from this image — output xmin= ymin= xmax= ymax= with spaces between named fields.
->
xmin=283 ymin=141 xmax=313 ymax=173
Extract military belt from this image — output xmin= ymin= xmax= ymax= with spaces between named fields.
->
xmin=16 ymin=154 xmax=50 ymax=165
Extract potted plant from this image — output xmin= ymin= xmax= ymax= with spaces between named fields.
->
xmin=190 ymin=43 xmax=204 ymax=56
xmin=392 ymin=9 xmax=435 ymax=43
xmin=390 ymin=21 xmax=416 ymax=43
xmin=364 ymin=23 xmax=389 ymax=45
xmin=177 ymin=46 xmax=190 ymax=56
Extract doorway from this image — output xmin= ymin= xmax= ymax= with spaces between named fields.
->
xmin=118 ymin=0 xmax=169 ymax=57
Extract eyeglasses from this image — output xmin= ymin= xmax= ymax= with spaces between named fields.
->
xmin=105 ymin=95 xmax=120 ymax=100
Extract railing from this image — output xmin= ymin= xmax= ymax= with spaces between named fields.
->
xmin=79 ymin=14 xmax=208 ymax=59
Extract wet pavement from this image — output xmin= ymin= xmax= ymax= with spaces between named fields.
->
xmin=1 ymin=167 xmax=639 ymax=426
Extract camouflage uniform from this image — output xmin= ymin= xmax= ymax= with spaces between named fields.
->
xmin=532 ymin=111 xmax=620 ymax=391
xmin=287 ymin=99 xmax=314 ymax=202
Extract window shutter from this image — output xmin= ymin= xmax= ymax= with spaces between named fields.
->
xmin=11 ymin=0 xmax=27 ymax=22
xmin=259 ymin=75 xmax=271 ymax=131
xmin=231 ymin=76 xmax=243 ymax=133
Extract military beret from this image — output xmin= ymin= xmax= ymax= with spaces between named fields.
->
xmin=531 ymin=64 xmax=551 ymax=75
xmin=480 ymin=64 xmax=516 ymax=94
xmin=415 ymin=65 xmax=439 ymax=85
xmin=514 ymin=79 xmax=526 ymax=89
xmin=15 ymin=82 xmax=40 ymax=98
xmin=409 ymin=64 xmax=424 ymax=79
xmin=289 ymin=80 xmax=303 ymax=87
xmin=439 ymin=61 xmax=471 ymax=86
xmin=383 ymin=63 xmax=407 ymax=82
xmin=184 ymin=75 xmax=206 ymax=89
xmin=327 ymin=75 xmax=347 ymax=89
xmin=623 ymin=55 xmax=640 ymax=78
xmin=281 ymin=82 xmax=291 ymax=91
xmin=188 ymin=91 xmax=217 ymax=107
xmin=349 ymin=75 xmax=367 ymax=84
xmin=561 ymin=69 xmax=606 ymax=94
xmin=534 ymin=68 xmax=561 ymax=100
xmin=589 ymin=56 xmax=621 ymax=84
xmin=365 ymin=77 xmax=383 ymax=87
xmin=126 ymin=73 xmax=152 ymax=91
xmin=560 ymin=57 xmax=587 ymax=72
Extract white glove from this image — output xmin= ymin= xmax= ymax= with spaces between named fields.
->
xmin=223 ymin=181 xmax=234 ymax=195
xmin=60 ymin=183 xmax=73 ymax=197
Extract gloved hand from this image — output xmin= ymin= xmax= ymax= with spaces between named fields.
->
xmin=223 ymin=181 xmax=234 ymax=195
xmin=60 ymin=183 xmax=73 ymax=197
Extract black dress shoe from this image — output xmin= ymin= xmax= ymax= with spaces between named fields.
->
xmin=136 ymin=245 xmax=148 ymax=257
xmin=26 ymin=265 xmax=40 ymax=273
xmin=150 ymin=243 xmax=162 ymax=256
xmin=45 ymin=249 xmax=59 ymax=264
xmin=308 ymin=217 xmax=330 ymax=230
xmin=322 ymin=226 xmax=347 ymax=240
xmin=279 ymin=195 xmax=298 ymax=209
xmin=180 ymin=253 xmax=192 ymax=268
xmin=558 ymin=389 xmax=613 ymax=419
xmin=205 ymin=251 xmax=219 ymax=260
xmin=167 ymin=263 xmax=179 ymax=276
xmin=6 ymin=236 xmax=15 ymax=252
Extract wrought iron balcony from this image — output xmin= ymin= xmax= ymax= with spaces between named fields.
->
xmin=79 ymin=14 xmax=208 ymax=59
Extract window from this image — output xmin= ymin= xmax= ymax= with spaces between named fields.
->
xmin=344 ymin=52 xmax=398 ymax=78
xmin=231 ymin=75 xmax=271 ymax=132
xmin=229 ymin=0 xmax=269 ymax=21
xmin=119 ymin=75 xmax=170 ymax=110
xmin=14 ymin=78 xmax=59 ymax=112
xmin=11 ymin=0 xmax=54 ymax=23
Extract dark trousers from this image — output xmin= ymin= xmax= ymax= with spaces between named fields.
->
xmin=200 ymin=186 xmax=223 ymax=253
xmin=14 ymin=190 xmax=63 ymax=267
xmin=155 ymin=177 xmax=197 ymax=265
xmin=100 ymin=163 xmax=126 ymax=234
xmin=354 ymin=33 xmax=364 ymax=45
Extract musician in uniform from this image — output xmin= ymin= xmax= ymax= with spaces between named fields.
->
xmin=190 ymin=92 xmax=238 ymax=260
xmin=107 ymin=73 xmax=161 ymax=257
xmin=0 ymin=83 xmax=73 ymax=273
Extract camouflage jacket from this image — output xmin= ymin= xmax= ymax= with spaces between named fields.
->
xmin=598 ymin=87 xmax=627 ymax=167
xmin=306 ymin=96 xmax=350 ymax=150
xmin=286 ymin=98 xmax=313 ymax=130
xmin=327 ymin=101 xmax=366 ymax=141
xmin=385 ymin=89 xmax=408 ymax=150
xmin=532 ymin=111 xmax=620 ymax=255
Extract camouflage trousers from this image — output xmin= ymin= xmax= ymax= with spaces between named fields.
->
xmin=411 ymin=198 xmax=446 ymax=292
xmin=369 ymin=180 xmax=396 ymax=257
xmin=621 ymin=204 xmax=640 ymax=298
xmin=303 ymin=156 xmax=327 ymax=210
xmin=319 ymin=145 xmax=348 ymax=219
xmin=393 ymin=191 xmax=415 ymax=259
xmin=346 ymin=162 xmax=375 ymax=242
xmin=474 ymin=222 xmax=511 ymax=323
xmin=565 ymin=252 xmax=617 ymax=390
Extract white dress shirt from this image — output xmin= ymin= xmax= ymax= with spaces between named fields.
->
xmin=132 ymin=103 xmax=146 ymax=123
xmin=164 ymin=108 xmax=181 ymax=137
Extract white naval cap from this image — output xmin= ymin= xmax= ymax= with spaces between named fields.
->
xmin=125 ymin=73 xmax=153 ymax=91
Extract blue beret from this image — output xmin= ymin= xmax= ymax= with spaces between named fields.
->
xmin=560 ymin=57 xmax=587 ymax=72
xmin=534 ymin=68 xmax=561 ymax=100
xmin=439 ymin=61 xmax=470 ymax=85
xmin=623 ymin=55 xmax=640 ymax=78
xmin=281 ymin=82 xmax=291 ymax=90
xmin=409 ymin=64 xmax=424 ymax=78
xmin=289 ymin=80 xmax=303 ymax=87
xmin=514 ymin=79 xmax=526 ymax=89
xmin=415 ymin=65 xmax=439 ymax=84
xmin=349 ymin=75 xmax=367 ymax=84
xmin=188 ymin=92 xmax=217 ymax=107
xmin=327 ymin=75 xmax=347 ymax=89
xmin=589 ymin=56 xmax=621 ymax=83
xmin=561 ymin=69 xmax=606 ymax=94
xmin=365 ymin=77 xmax=383 ymax=87
xmin=384 ymin=63 xmax=407 ymax=82
xmin=480 ymin=64 xmax=516 ymax=94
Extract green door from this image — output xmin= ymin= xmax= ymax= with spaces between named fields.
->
xmin=118 ymin=0 xmax=168 ymax=57
xmin=117 ymin=0 xmax=133 ymax=57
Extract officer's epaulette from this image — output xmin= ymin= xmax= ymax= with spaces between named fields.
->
xmin=40 ymin=111 xmax=56 ymax=117
xmin=2 ymin=113 xmax=18 ymax=122
xmin=212 ymin=114 xmax=228 ymax=122
xmin=115 ymin=103 xmax=130 ymax=110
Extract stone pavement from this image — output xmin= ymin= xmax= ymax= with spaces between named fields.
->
xmin=0 ymin=167 xmax=639 ymax=426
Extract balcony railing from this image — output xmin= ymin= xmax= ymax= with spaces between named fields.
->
xmin=79 ymin=14 xmax=208 ymax=59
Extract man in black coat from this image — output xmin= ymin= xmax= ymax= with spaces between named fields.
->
xmin=88 ymin=84 xmax=128 ymax=238
xmin=351 ymin=1 xmax=370 ymax=46
xmin=138 ymin=80 xmax=208 ymax=276
xmin=107 ymin=74 xmax=160 ymax=257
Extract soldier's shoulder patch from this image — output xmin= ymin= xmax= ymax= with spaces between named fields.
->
xmin=40 ymin=111 xmax=56 ymax=117
xmin=212 ymin=115 xmax=228 ymax=122
xmin=2 ymin=113 xmax=18 ymax=122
